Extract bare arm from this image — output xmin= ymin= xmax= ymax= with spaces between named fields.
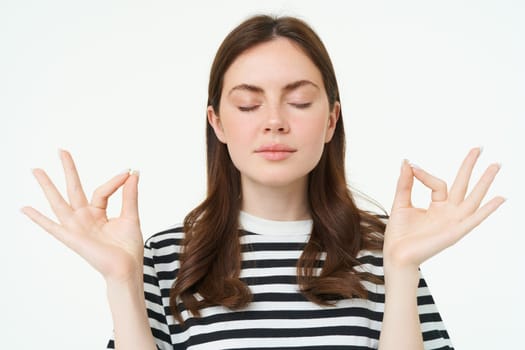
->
xmin=379 ymin=266 xmax=422 ymax=349
xmin=378 ymin=148 xmax=505 ymax=349
xmin=22 ymin=150 xmax=157 ymax=349
xmin=107 ymin=277 xmax=157 ymax=349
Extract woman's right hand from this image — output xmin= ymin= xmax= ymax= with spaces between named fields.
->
xmin=22 ymin=149 xmax=144 ymax=284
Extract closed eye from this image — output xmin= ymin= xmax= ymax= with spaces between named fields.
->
xmin=290 ymin=102 xmax=312 ymax=109
xmin=238 ymin=105 xmax=260 ymax=112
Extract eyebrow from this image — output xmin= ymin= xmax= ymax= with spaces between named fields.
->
xmin=227 ymin=79 xmax=319 ymax=96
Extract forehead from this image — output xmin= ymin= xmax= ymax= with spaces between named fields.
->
xmin=222 ymin=37 xmax=324 ymax=91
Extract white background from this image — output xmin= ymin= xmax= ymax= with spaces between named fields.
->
xmin=2 ymin=0 xmax=524 ymax=348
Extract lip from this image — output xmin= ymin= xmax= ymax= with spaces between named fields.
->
xmin=254 ymin=144 xmax=296 ymax=161
xmin=255 ymin=144 xmax=296 ymax=152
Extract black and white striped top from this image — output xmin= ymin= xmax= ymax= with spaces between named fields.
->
xmin=107 ymin=212 xmax=453 ymax=349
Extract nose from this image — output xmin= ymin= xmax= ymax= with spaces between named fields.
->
xmin=264 ymin=106 xmax=289 ymax=134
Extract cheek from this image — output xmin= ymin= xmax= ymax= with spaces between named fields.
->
xmin=222 ymin=118 xmax=255 ymax=146
xmin=220 ymin=118 xmax=257 ymax=169
xmin=299 ymin=119 xmax=331 ymax=168
xmin=295 ymin=116 xmax=330 ymax=146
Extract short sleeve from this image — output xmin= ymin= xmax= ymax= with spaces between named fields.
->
xmin=416 ymin=270 xmax=454 ymax=349
xmin=106 ymin=240 xmax=172 ymax=349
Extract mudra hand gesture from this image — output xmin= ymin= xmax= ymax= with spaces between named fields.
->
xmin=384 ymin=147 xmax=505 ymax=268
xmin=22 ymin=147 xmax=504 ymax=281
xmin=21 ymin=150 xmax=144 ymax=284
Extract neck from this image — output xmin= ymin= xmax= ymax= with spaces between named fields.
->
xmin=240 ymin=176 xmax=310 ymax=221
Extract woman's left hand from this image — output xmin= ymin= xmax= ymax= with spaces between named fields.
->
xmin=383 ymin=147 xmax=505 ymax=269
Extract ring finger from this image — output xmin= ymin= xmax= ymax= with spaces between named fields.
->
xmin=32 ymin=168 xmax=73 ymax=222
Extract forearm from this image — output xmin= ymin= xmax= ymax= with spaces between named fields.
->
xmin=106 ymin=276 xmax=157 ymax=350
xmin=378 ymin=265 xmax=423 ymax=350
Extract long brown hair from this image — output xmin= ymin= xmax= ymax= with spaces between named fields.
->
xmin=170 ymin=14 xmax=385 ymax=324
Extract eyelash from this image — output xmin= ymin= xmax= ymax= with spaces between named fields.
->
xmin=238 ymin=105 xmax=259 ymax=112
xmin=238 ymin=103 xmax=312 ymax=112
xmin=290 ymin=103 xmax=312 ymax=109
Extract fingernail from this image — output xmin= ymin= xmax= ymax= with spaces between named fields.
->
xmin=478 ymin=146 xmax=484 ymax=155
xmin=408 ymin=161 xmax=421 ymax=170
xmin=400 ymin=159 xmax=408 ymax=171
xmin=119 ymin=168 xmax=131 ymax=175
xmin=129 ymin=169 xmax=140 ymax=176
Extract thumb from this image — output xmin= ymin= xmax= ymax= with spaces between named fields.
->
xmin=392 ymin=159 xmax=414 ymax=210
xmin=121 ymin=170 xmax=140 ymax=220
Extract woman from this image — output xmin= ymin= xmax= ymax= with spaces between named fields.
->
xmin=22 ymin=15 xmax=504 ymax=349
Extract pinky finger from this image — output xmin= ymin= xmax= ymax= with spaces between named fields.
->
xmin=21 ymin=206 xmax=66 ymax=241
xmin=457 ymin=196 xmax=506 ymax=237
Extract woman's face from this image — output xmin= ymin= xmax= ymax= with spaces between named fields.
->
xmin=208 ymin=37 xmax=340 ymax=190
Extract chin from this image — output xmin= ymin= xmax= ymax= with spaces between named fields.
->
xmin=242 ymin=170 xmax=310 ymax=189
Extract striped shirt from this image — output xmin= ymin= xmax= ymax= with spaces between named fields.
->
xmin=107 ymin=211 xmax=453 ymax=349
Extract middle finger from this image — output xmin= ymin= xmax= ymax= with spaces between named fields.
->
xmin=60 ymin=149 xmax=89 ymax=209
xmin=448 ymin=147 xmax=482 ymax=204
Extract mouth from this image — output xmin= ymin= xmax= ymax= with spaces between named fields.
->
xmin=255 ymin=144 xmax=296 ymax=152
xmin=254 ymin=144 xmax=296 ymax=161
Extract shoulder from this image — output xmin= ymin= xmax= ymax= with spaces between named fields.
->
xmin=141 ymin=225 xmax=185 ymax=285
xmin=144 ymin=224 xmax=185 ymax=257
